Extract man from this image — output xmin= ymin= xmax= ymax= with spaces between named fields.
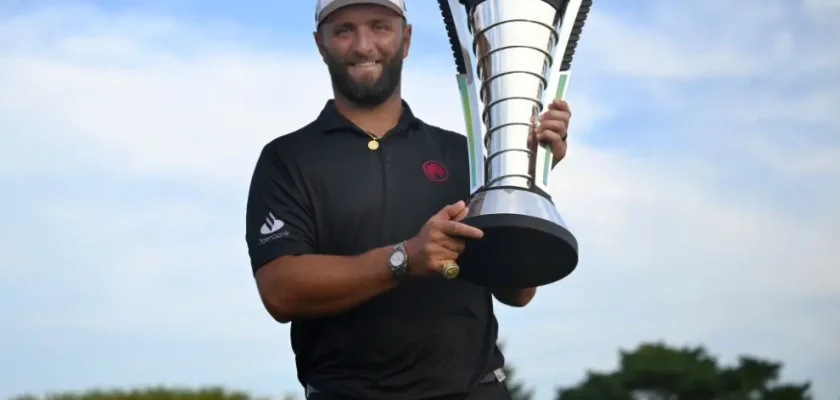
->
xmin=245 ymin=1 xmax=573 ymax=399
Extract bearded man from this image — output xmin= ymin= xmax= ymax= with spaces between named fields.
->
xmin=245 ymin=1 xmax=574 ymax=399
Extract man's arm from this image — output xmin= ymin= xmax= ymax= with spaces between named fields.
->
xmin=492 ymin=287 xmax=537 ymax=307
xmin=255 ymin=247 xmax=398 ymax=323
xmin=245 ymin=143 xmax=402 ymax=323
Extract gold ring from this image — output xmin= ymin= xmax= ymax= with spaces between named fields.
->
xmin=441 ymin=260 xmax=460 ymax=280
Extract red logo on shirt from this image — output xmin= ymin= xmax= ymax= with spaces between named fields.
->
xmin=422 ymin=160 xmax=449 ymax=182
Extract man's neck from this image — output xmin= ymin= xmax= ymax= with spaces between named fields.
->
xmin=333 ymin=93 xmax=404 ymax=138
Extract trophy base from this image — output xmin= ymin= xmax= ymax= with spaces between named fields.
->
xmin=458 ymin=187 xmax=579 ymax=288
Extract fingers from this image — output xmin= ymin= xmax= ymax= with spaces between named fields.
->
xmin=537 ymin=99 xmax=570 ymax=136
xmin=541 ymin=132 xmax=567 ymax=161
xmin=434 ymin=200 xmax=466 ymax=220
xmin=437 ymin=234 xmax=466 ymax=254
xmin=535 ymin=127 xmax=567 ymax=144
xmin=429 ymin=220 xmax=480 ymax=250
xmin=452 ymin=204 xmax=470 ymax=222
xmin=548 ymin=99 xmax=571 ymax=114
xmin=439 ymin=220 xmax=484 ymax=240
xmin=416 ymin=206 xmax=484 ymax=277
xmin=536 ymin=112 xmax=569 ymax=140
xmin=533 ymin=99 xmax=571 ymax=162
xmin=425 ymin=219 xmax=481 ymax=256
xmin=419 ymin=241 xmax=460 ymax=267
xmin=436 ymin=248 xmax=461 ymax=265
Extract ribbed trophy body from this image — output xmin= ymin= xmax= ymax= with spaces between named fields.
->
xmin=474 ymin=1 xmax=558 ymax=190
xmin=439 ymin=0 xmax=591 ymax=288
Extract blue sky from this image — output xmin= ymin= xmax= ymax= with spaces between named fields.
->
xmin=1 ymin=0 xmax=838 ymax=399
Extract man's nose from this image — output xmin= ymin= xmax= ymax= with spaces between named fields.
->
xmin=351 ymin=28 xmax=376 ymax=55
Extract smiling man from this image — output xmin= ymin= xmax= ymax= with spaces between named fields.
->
xmin=244 ymin=1 xmax=575 ymax=399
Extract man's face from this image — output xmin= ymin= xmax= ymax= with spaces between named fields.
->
xmin=315 ymin=5 xmax=412 ymax=107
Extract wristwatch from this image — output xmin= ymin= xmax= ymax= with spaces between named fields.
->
xmin=388 ymin=241 xmax=409 ymax=280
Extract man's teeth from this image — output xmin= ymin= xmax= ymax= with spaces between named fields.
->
xmin=354 ymin=61 xmax=379 ymax=67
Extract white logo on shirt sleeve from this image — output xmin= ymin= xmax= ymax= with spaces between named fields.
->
xmin=260 ymin=212 xmax=285 ymax=235
xmin=257 ymin=211 xmax=290 ymax=246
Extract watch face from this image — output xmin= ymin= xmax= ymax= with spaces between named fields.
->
xmin=389 ymin=250 xmax=406 ymax=266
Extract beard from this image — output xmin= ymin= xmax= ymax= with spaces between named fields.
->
xmin=324 ymin=45 xmax=404 ymax=108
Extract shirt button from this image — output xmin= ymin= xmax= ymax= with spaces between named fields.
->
xmin=385 ymin=156 xmax=392 ymax=163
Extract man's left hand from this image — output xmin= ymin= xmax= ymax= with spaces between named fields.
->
xmin=533 ymin=99 xmax=572 ymax=166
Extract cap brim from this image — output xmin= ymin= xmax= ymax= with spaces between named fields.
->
xmin=317 ymin=0 xmax=405 ymax=26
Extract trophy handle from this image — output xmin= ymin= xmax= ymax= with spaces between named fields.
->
xmin=439 ymin=0 xmax=486 ymax=195
xmin=534 ymin=0 xmax=586 ymax=195
xmin=457 ymin=64 xmax=487 ymax=196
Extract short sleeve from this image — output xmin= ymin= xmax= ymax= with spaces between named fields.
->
xmin=245 ymin=143 xmax=316 ymax=274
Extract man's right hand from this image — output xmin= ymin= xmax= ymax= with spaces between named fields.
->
xmin=404 ymin=200 xmax=484 ymax=276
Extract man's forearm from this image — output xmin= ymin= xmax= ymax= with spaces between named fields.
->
xmin=492 ymin=287 xmax=537 ymax=307
xmin=255 ymin=245 xmax=397 ymax=322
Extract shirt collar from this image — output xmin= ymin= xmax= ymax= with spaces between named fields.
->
xmin=314 ymin=99 xmax=421 ymax=136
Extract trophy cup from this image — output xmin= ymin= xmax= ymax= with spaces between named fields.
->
xmin=438 ymin=0 xmax=592 ymax=288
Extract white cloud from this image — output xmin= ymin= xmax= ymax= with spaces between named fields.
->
xmin=1 ymin=1 xmax=838 ymax=400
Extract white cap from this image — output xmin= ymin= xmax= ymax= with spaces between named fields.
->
xmin=315 ymin=0 xmax=407 ymax=26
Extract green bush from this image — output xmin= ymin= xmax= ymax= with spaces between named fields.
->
xmin=9 ymin=386 xmax=298 ymax=400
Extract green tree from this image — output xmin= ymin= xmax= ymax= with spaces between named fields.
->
xmin=9 ymin=386 xmax=301 ymax=400
xmin=555 ymin=342 xmax=812 ymax=400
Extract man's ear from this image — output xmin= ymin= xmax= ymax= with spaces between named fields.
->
xmin=313 ymin=30 xmax=327 ymax=61
xmin=402 ymin=22 xmax=413 ymax=58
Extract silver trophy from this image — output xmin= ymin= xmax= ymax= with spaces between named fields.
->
xmin=438 ymin=0 xmax=592 ymax=288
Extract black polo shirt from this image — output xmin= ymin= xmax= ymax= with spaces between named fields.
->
xmin=245 ymin=100 xmax=504 ymax=400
